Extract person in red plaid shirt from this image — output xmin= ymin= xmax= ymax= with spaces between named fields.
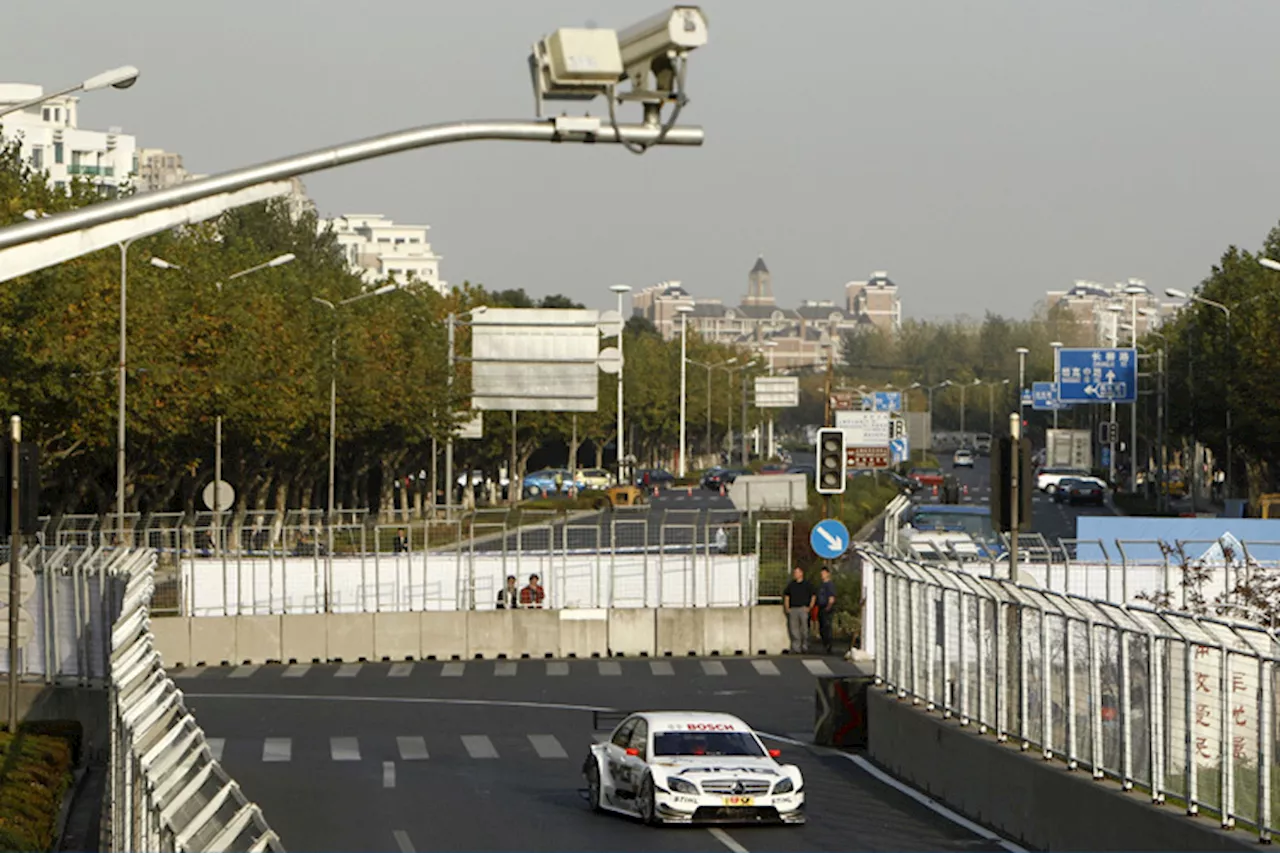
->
xmin=519 ymin=574 xmax=545 ymax=608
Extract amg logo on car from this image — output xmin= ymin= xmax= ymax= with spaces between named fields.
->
xmin=685 ymin=722 xmax=735 ymax=731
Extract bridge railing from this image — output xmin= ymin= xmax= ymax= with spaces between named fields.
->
xmin=861 ymin=543 xmax=1280 ymax=842
xmin=108 ymin=548 xmax=283 ymax=852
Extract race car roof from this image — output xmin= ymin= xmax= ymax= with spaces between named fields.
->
xmin=637 ymin=711 xmax=752 ymax=732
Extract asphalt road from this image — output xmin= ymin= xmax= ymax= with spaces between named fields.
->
xmin=914 ymin=454 xmax=1117 ymax=541
xmin=180 ymin=657 xmax=1015 ymax=853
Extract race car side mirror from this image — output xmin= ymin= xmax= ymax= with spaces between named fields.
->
xmin=769 ymin=749 xmax=781 ymax=758
xmin=625 ymin=747 xmax=640 ymax=756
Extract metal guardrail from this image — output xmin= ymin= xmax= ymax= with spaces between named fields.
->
xmin=863 ymin=544 xmax=1280 ymax=842
xmin=108 ymin=548 xmax=283 ymax=852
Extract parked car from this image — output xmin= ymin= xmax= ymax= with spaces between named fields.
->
xmin=702 ymin=467 xmax=749 ymax=490
xmin=758 ymin=463 xmax=790 ymax=475
xmin=1036 ymin=466 xmax=1092 ymax=494
xmin=887 ymin=471 xmax=922 ymax=494
xmin=523 ymin=467 xmax=580 ymax=497
xmin=952 ymin=449 xmax=975 ymax=468
xmin=635 ymin=468 xmax=675 ymax=488
xmin=1053 ymin=476 xmax=1107 ymax=506
xmin=907 ymin=466 xmax=945 ymax=488
xmin=576 ymin=468 xmax=614 ymax=490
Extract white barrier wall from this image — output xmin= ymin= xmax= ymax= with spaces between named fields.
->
xmin=180 ymin=552 xmax=759 ymax=616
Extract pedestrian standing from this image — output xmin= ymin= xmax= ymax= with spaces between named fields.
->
xmin=782 ymin=567 xmax=816 ymax=654
xmin=816 ymin=567 xmax=837 ymax=655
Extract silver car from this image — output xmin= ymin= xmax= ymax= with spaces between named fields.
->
xmin=953 ymin=449 xmax=975 ymax=468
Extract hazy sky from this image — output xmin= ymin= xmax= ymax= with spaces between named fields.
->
xmin=7 ymin=1 xmax=1280 ymax=320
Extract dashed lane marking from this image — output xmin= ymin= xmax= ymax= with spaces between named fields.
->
xmin=397 ymin=736 xmax=429 ymax=760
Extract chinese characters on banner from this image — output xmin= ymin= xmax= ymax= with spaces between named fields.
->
xmin=1192 ymin=644 xmax=1253 ymax=766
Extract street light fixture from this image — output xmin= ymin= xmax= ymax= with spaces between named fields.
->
xmin=610 ymin=284 xmax=631 ymax=483
xmin=0 ymin=65 xmax=140 ymax=119
xmin=676 ymin=304 xmax=695 ymax=477
xmin=1260 ymin=257 xmax=1280 ymax=272
xmin=688 ymin=357 xmax=736 ymax=459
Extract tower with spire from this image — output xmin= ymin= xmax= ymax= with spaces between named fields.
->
xmin=742 ymin=255 xmax=775 ymax=307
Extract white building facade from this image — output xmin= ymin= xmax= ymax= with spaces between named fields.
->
xmin=323 ymin=214 xmax=446 ymax=293
xmin=0 ymin=84 xmax=136 ymax=195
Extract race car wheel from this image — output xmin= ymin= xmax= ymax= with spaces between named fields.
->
xmin=637 ymin=775 xmax=657 ymax=825
xmin=585 ymin=759 xmax=603 ymax=812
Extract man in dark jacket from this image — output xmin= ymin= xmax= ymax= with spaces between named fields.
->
xmin=782 ymin=566 xmax=816 ymax=653
xmin=816 ymin=567 xmax=837 ymax=654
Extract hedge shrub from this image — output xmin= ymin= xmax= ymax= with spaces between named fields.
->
xmin=0 ymin=723 xmax=77 ymax=852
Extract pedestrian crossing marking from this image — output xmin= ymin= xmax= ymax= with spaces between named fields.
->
xmin=546 ymin=662 xmax=568 ymax=676
xmin=283 ymin=664 xmax=310 ymax=678
xmin=263 ymin=738 xmax=291 ymax=762
xmin=527 ymin=734 xmax=567 ymax=759
xmin=650 ymin=661 xmax=674 ymax=676
xmin=802 ymin=659 xmax=833 ymax=676
xmin=701 ymin=660 xmax=727 ymax=676
xmin=170 ymin=668 xmax=202 ymax=679
xmin=598 ymin=661 xmax=622 ymax=676
xmin=461 ymin=735 xmax=498 ymax=759
xmin=229 ymin=665 xmax=258 ymax=679
xmin=331 ymin=737 xmax=361 ymax=761
xmin=751 ymin=660 xmax=780 ymax=676
xmin=441 ymin=662 xmax=465 ymax=677
xmin=494 ymin=662 xmax=517 ymax=677
xmin=388 ymin=663 xmax=413 ymax=677
xmin=335 ymin=663 xmax=361 ymax=678
xmin=397 ymin=736 xmax=429 ymax=761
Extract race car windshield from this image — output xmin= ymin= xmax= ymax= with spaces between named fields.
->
xmin=653 ymin=732 xmax=765 ymax=757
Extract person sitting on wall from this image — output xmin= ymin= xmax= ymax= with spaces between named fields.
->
xmin=520 ymin=574 xmax=546 ymax=608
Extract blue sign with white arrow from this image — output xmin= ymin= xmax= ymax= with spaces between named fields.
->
xmin=860 ymin=392 xmax=901 ymax=412
xmin=1056 ymin=348 xmax=1137 ymax=403
xmin=890 ymin=436 xmax=909 ymax=464
xmin=1032 ymin=381 xmax=1070 ymax=411
xmin=810 ymin=518 xmax=850 ymax=560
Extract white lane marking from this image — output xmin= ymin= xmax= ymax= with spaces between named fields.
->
xmin=263 ymin=738 xmax=291 ymax=762
xmin=751 ymin=660 xmax=780 ymax=676
xmin=708 ymin=827 xmax=748 ymax=853
xmin=462 ymin=735 xmax=498 ymax=759
xmin=331 ymin=737 xmax=361 ymax=761
xmin=397 ymin=736 xmax=429 ymax=760
xmin=335 ymin=663 xmax=361 ymax=678
xmin=528 ymin=734 xmax=568 ymax=759
xmin=229 ymin=665 xmax=258 ymax=679
xmin=441 ymin=662 xmax=465 ymax=677
xmin=388 ymin=662 xmax=413 ymax=677
xmin=383 ymin=761 xmax=396 ymax=788
xmin=598 ymin=661 xmax=622 ymax=676
xmin=650 ymin=661 xmax=674 ymax=676
xmin=495 ymin=661 xmax=517 ymax=677
xmin=392 ymin=830 xmax=415 ymax=853
xmin=283 ymin=664 xmax=310 ymax=678
xmin=185 ymin=692 xmax=619 ymax=714
xmin=756 ymin=731 xmax=1027 ymax=853
xmin=169 ymin=668 xmax=202 ymax=679
xmin=802 ymin=659 xmax=833 ymax=676
xmin=701 ymin=660 xmax=727 ymax=676
xmin=547 ymin=661 xmax=569 ymax=676
xmin=207 ymin=738 xmax=225 ymax=761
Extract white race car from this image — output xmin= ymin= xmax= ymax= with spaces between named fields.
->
xmin=582 ymin=710 xmax=805 ymax=825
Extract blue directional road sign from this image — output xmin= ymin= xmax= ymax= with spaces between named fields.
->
xmin=1031 ymin=381 xmax=1070 ymax=411
xmin=810 ymin=519 xmax=851 ymax=560
xmin=1056 ymin=348 xmax=1137 ymax=403
xmin=860 ymin=392 xmax=902 ymax=412
xmin=1021 ymin=389 xmax=1033 ymax=406
xmin=890 ymin=436 xmax=909 ymax=465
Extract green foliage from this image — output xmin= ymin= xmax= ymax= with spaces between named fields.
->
xmin=0 ymin=725 xmax=76 ymax=852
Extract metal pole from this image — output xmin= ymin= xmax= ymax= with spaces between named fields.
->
xmin=1225 ymin=312 xmax=1234 ymax=502
xmin=0 ymin=121 xmax=705 ymax=254
xmin=740 ymin=372 xmax=748 ymax=467
xmin=678 ymin=313 xmax=688 ymax=477
xmin=510 ymin=411 xmax=518 ymax=506
xmin=616 ymin=290 xmax=625 ymax=484
xmin=1131 ymin=297 xmax=1139 ymax=493
xmin=1009 ymin=412 xmax=1020 ymax=582
xmin=117 ymin=241 xmax=128 ymax=546
xmin=1109 ymin=400 xmax=1117 ymax=486
xmin=726 ymin=368 xmax=734 ymax=464
xmin=8 ymin=415 xmax=21 ymax=732
xmin=1158 ymin=347 xmax=1167 ymax=513
xmin=214 ymin=414 xmax=221 ymax=555
xmin=705 ymin=364 xmax=713 ymax=458
xmin=960 ymin=385 xmax=966 ymax=436
xmin=445 ymin=314 xmax=455 ymax=518
xmin=327 ymin=335 xmax=336 ymax=596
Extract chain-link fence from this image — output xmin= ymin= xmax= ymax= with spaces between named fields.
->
xmin=864 ymin=544 xmax=1280 ymax=840
xmin=109 ymin=549 xmax=282 ymax=851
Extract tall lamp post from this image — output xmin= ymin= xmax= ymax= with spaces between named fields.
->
xmin=958 ymin=377 xmax=980 ymax=439
xmin=981 ymin=379 xmax=1010 ymax=433
xmin=1015 ymin=347 xmax=1029 ymax=422
xmin=676 ymin=305 xmax=694 ymax=477
xmin=688 ymin=358 xmax=737 ymax=458
xmin=313 ymin=284 xmax=401 ymax=591
xmin=1123 ymin=284 xmax=1147 ymax=492
xmin=1049 ymin=341 xmax=1063 ymax=429
xmin=0 ymin=65 xmax=139 ymax=119
xmin=610 ymin=284 xmax=631 ymax=484
xmin=1166 ymin=287 xmax=1232 ymax=501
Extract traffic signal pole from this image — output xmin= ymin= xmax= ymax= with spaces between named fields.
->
xmin=1009 ymin=412 xmax=1019 ymax=582
xmin=7 ymin=416 xmax=20 ymax=732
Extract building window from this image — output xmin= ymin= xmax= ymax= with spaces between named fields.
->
xmin=54 ymin=143 xmax=63 ymax=164
xmin=42 ymin=108 xmax=50 ymax=121
xmin=31 ymin=147 xmax=42 ymax=170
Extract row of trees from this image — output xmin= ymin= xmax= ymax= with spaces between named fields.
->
xmin=0 ymin=138 xmax=774 ymax=523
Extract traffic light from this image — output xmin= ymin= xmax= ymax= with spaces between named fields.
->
xmin=815 ymin=428 xmax=846 ymax=495
xmin=0 ymin=439 xmax=40 ymax=536
xmin=1097 ymin=421 xmax=1117 ymax=444
xmin=990 ymin=435 xmax=1032 ymax=534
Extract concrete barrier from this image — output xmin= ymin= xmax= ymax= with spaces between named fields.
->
xmin=374 ymin=612 xmax=420 ymax=660
xmin=510 ymin=609 xmax=559 ymax=658
xmin=235 ymin=615 xmax=283 ymax=664
xmin=749 ymin=605 xmax=789 ymax=654
xmin=150 ymin=616 xmax=191 ymax=668
xmin=466 ymin=611 xmax=514 ymax=658
xmin=559 ymin=610 xmax=608 ymax=658
xmin=282 ymin=613 xmax=328 ymax=663
xmin=702 ymin=608 xmax=750 ymax=655
xmin=607 ymin=609 xmax=656 ymax=656
xmin=189 ymin=617 xmax=236 ymax=666
xmin=656 ymin=608 xmax=703 ymax=656
xmin=420 ymin=611 xmax=468 ymax=659
xmin=867 ymin=689 xmax=1255 ymax=852
xmin=326 ymin=613 xmax=374 ymax=662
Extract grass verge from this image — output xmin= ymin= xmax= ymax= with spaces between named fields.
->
xmin=0 ymin=722 xmax=78 ymax=853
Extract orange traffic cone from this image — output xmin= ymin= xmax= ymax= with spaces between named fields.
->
xmin=687 ymin=485 xmax=693 ymax=496
xmin=652 ymin=485 xmax=659 ymax=498
xmin=932 ymin=485 xmax=938 ymax=497
xmin=719 ymin=484 xmax=726 ymax=497
xmin=963 ymin=484 xmax=969 ymax=497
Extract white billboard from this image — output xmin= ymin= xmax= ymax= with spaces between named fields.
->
xmin=470 ymin=308 xmax=602 ymax=412
xmin=753 ymin=376 xmax=800 ymax=408
xmin=835 ymin=410 xmax=891 ymax=446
